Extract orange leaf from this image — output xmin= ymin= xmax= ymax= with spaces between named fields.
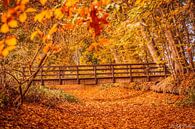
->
xmin=6 ymin=45 xmax=16 ymax=51
xmin=63 ymin=24 xmax=74 ymax=30
xmin=34 ymin=11 xmax=46 ymax=23
xmin=0 ymin=40 xmax=4 ymax=45
xmin=48 ymin=24 xmax=58 ymax=35
xmin=25 ymin=8 xmax=36 ymax=13
xmin=0 ymin=24 xmax=9 ymax=33
xmin=40 ymin=0 xmax=47 ymax=5
xmin=54 ymin=8 xmax=64 ymax=20
xmin=0 ymin=44 xmax=5 ymax=52
xmin=99 ymin=38 xmax=110 ymax=45
xmin=2 ymin=49 xmax=9 ymax=57
xmin=5 ymin=37 xmax=17 ymax=46
xmin=43 ymin=45 xmax=50 ymax=53
xmin=66 ymin=0 xmax=79 ymax=7
xmin=21 ymin=0 xmax=29 ymax=4
xmin=19 ymin=13 xmax=27 ymax=23
xmin=7 ymin=8 xmax=16 ymax=15
xmin=1 ymin=13 xmax=8 ymax=23
xmin=101 ymin=0 xmax=111 ymax=5
xmin=8 ymin=20 xmax=18 ymax=28
xmin=30 ymin=31 xmax=38 ymax=40
xmin=15 ymin=4 xmax=26 ymax=12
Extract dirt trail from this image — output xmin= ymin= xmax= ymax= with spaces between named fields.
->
xmin=1 ymin=85 xmax=195 ymax=129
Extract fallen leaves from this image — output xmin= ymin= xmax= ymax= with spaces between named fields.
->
xmin=1 ymin=86 xmax=195 ymax=128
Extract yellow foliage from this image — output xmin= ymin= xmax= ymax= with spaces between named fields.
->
xmin=2 ymin=49 xmax=9 ymax=57
xmin=0 ymin=44 xmax=5 ymax=52
xmin=30 ymin=31 xmax=38 ymax=40
xmin=6 ymin=46 xmax=16 ymax=51
xmin=8 ymin=20 xmax=18 ymax=28
xmin=54 ymin=8 xmax=64 ymax=20
xmin=19 ymin=13 xmax=27 ymax=23
xmin=34 ymin=11 xmax=46 ymax=23
xmin=0 ymin=24 xmax=9 ymax=33
xmin=48 ymin=24 xmax=58 ymax=35
xmin=25 ymin=8 xmax=37 ymax=13
xmin=66 ymin=0 xmax=79 ymax=7
xmin=0 ymin=40 xmax=4 ymax=45
xmin=101 ymin=0 xmax=111 ymax=5
xmin=5 ymin=37 xmax=17 ymax=46
xmin=15 ymin=4 xmax=26 ymax=12
xmin=45 ymin=10 xmax=53 ymax=19
xmin=40 ymin=0 xmax=47 ymax=5
xmin=21 ymin=0 xmax=29 ymax=4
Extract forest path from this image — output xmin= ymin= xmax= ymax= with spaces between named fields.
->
xmin=1 ymin=85 xmax=195 ymax=129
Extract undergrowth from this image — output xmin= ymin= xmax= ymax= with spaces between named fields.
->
xmin=100 ymin=83 xmax=120 ymax=90
xmin=176 ymin=78 xmax=195 ymax=106
xmin=0 ymin=86 xmax=18 ymax=108
xmin=25 ymin=85 xmax=79 ymax=108
xmin=176 ymin=88 xmax=195 ymax=107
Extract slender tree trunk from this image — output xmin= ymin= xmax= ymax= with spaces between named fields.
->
xmin=140 ymin=22 xmax=162 ymax=63
xmin=14 ymin=52 xmax=49 ymax=106
xmin=164 ymin=29 xmax=185 ymax=74
xmin=110 ymin=46 xmax=121 ymax=63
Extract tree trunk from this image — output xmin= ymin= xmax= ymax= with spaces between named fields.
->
xmin=164 ymin=29 xmax=184 ymax=74
xmin=140 ymin=24 xmax=162 ymax=63
xmin=110 ymin=46 xmax=121 ymax=63
xmin=14 ymin=52 xmax=48 ymax=106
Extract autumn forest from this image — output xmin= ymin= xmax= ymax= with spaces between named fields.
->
xmin=0 ymin=0 xmax=195 ymax=128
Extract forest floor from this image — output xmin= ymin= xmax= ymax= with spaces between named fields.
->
xmin=0 ymin=85 xmax=195 ymax=129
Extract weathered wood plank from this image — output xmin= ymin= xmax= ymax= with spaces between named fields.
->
xmin=23 ymin=63 xmax=170 ymax=85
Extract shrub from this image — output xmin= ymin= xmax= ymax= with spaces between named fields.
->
xmin=100 ymin=83 xmax=119 ymax=90
xmin=0 ymin=92 xmax=10 ymax=108
xmin=124 ymin=82 xmax=152 ymax=91
xmin=176 ymin=88 xmax=195 ymax=107
xmin=0 ymin=85 xmax=18 ymax=108
xmin=25 ymin=85 xmax=79 ymax=107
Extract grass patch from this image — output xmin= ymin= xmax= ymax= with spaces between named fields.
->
xmin=123 ymin=82 xmax=153 ymax=91
xmin=100 ymin=83 xmax=120 ymax=90
xmin=0 ymin=86 xmax=18 ymax=108
xmin=0 ymin=92 xmax=10 ymax=108
xmin=25 ymin=85 xmax=79 ymax=107
xmin=176 ymin=88 xmax=195 ymax=107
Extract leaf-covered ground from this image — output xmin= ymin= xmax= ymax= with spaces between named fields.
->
xmin=1 ymin=85 xmax=195 ymax=129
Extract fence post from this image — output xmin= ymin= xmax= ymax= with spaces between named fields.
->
xmin=164 ymin=64 xmax=167 ymax=78
xmin=129 ymin=64 xmax=133 ymax=82
xmin=59 ymin=66 xmax=62 ymax=85
xmin=146 ymin=64 xmax=150 ymax=82
xmin=40 ymin=67 xmax=44 ymax=85
xmin=76 ymin=66 xmax=80 ymax=84
xmin=94 ymin=65 xmax=97 ymax=84
xmin=111 ymin=64 xmax=115 ymax=83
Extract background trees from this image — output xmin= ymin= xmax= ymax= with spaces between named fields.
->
xmin=0 ymin=0 xmax=194 ymax=105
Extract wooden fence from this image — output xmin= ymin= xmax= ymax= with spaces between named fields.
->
xmin=22 ymin=63 xmax=170 ymax=85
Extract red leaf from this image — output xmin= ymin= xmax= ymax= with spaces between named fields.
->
xmin=3 ymin=0 xmax=10 ymax=7
xmin=89 ymin=5 xmax=109 ymax=37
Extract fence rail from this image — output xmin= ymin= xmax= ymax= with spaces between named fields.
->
xmin=22 ymin=63 xmax=170 ymax=85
